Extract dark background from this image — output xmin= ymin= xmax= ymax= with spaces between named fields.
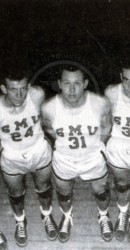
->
xmin=0 ymin=0 xmax=130 ymax=95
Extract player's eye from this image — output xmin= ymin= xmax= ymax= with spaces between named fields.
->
xmin=123 ymin=77 xmax=130 ymax=82
xmin=75 ymin=81 xmax=81 ymax=85
xmin=63 ymin=81 xmax=70 ymax=85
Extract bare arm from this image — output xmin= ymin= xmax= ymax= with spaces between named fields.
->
xmin=102 ymin=84 xmax=120 ymax=143
xmin=41 ymin=97 xmax=56 ymax=140
xmin=42 ymin=116 xmax=56 ymax=141
xmin=100 ymin=98 xmax=112 ymax=143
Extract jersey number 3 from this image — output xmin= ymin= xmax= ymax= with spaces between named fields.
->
xmin=68 ymin=136 xmax=86 ymax=149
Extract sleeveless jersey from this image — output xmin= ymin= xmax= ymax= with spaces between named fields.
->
xmin=0 ymin=89 xmax=45 ymax=154
xmin=109 ymin=84 xmax=130 ymax=147
xmin=107 ymin=84 xmax=130 ymax=168
xmin=52 ymin=92 xmax=106 ymax=171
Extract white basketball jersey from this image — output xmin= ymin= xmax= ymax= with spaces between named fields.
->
xmin=0 ymin=89 xmax=45 ymax=154
xmin=52 ymin=92 xmax=105 ymax=164
xmin=106 ymin=83 xmax=130 ymax=168
xmin=110 ymin=84 xmax=130 ymax=147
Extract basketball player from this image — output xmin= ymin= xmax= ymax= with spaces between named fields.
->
xmin=105 ymin=66 xmax=130 ymax=241
xmin=41 ymin=66 xmax=113 ymax=242
xmin=0 ymin=69 xmax=57 ymax=247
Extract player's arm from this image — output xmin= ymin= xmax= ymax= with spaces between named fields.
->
xmin=100 ymin=98 xmax=112 ymax=143
xmin=104 ymin=84 xmax=118 ymax=106
xmin=41 ymin=98 xmax=56 ymax=140
xmin=43 ymin=115 xmax=56 ymax=141
xmin=29 ymin=85 xmax=45 ymax=106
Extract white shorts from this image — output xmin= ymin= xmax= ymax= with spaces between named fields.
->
xmin=52 ymin=150 xmax=107 ymax=181
xmin=1 ymin=138 xmax=52 ymax=175
xmin=107 ymin=137 xmax=130 ymax=169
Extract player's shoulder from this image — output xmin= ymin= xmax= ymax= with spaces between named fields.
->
xmin=87 ymin=91 xmax=110 ymax=115
xmin=41 ymin=95 xmax=57 ymax=124
xmin=104 ymin=83 xmax=120 ymax=99
xmin=87 ymin=90 xmax=107 ymax=106
xmin=41 ymin=94 xmax=57 ymax=120
xmin=42 ymin=95 xmax=57 ymax=109
xmin=29 ymin=85 xmax=45 ymax=102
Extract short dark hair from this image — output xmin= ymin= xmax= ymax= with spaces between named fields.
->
xmin=5 ymin=69 xmax=31 ymax=83
xmin=58 ymin=64 xmax=86 ymax=80
xmin=119 ymin=54 xmax=130 ymax=72
xmin=0 ymin=55 xmax=31 ymax=85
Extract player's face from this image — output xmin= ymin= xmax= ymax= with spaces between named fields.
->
xmin=58 ymin=70 xmax=88 ymax=107
xmin=121 ymin=69 xmax=130 ymax=98
xmin=2 ymin=78 xmax=29 ymax=107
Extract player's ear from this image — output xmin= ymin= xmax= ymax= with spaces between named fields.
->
xmin=58 ymin=79 xmax=61 ymax=89
xmin=84 ymin=79 xmax=89 ymax=89
xmin=120 ymin=73 xmax=123 ymax=81
xmin=1 ymin=84 xmax=7 ymax=94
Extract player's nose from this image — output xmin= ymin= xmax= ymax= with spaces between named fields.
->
xmin=69 ymin=83 xmax=75 ymax=93
xmin=16 ymin=89 xmax=22 ymax=98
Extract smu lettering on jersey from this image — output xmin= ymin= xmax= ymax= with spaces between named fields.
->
xmin=0 ymin=90 xmax=44 ymax=152
xmin=106 ymin=84 xmax=130 ymax=168
xmin=110 ymin=84 xmax=130 ymax=143
xmin=52 ymin=93 xmax=105 ymax=160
